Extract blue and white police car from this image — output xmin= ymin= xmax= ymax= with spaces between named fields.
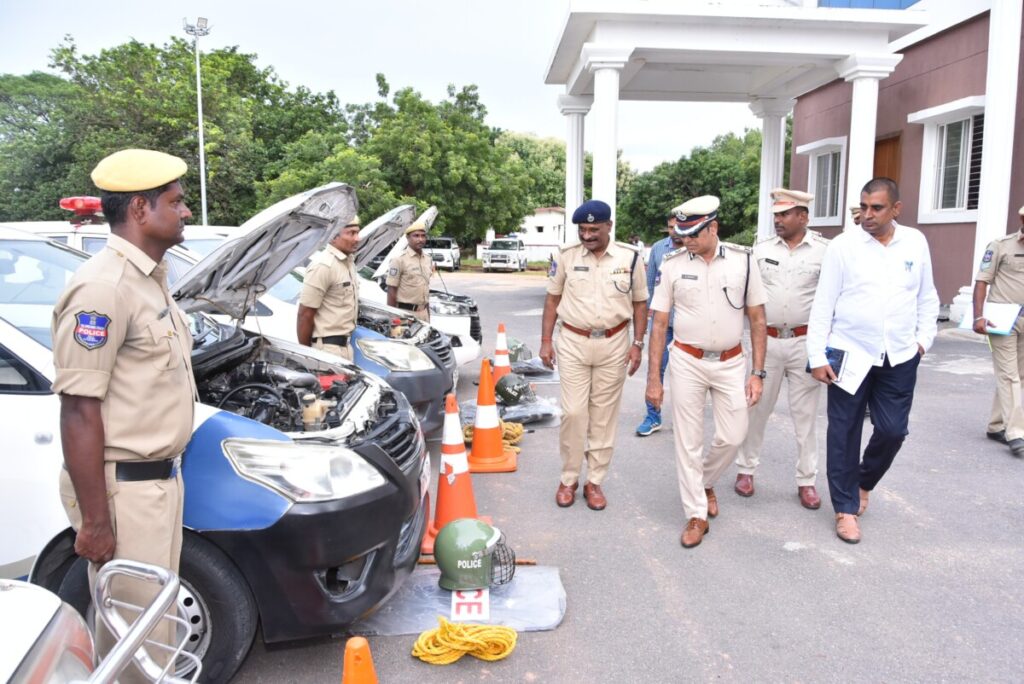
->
xmin=0 ymin=183 xmax=429 ymax=683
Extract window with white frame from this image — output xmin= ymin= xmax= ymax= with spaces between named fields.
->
xmin=796 ymin=137 xmax=847 ymax=227
xmin=908 ymin=96 xmax=984 ymax=224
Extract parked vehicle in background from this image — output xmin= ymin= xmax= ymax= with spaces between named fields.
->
xmin=424 ymin=236 xmax=461 ymax=271
xmin=483 ymin=238 xmax=528 ymax=272
xmin=0 ymin=185 xmax=429 ymax=683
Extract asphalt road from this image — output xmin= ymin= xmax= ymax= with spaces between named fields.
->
xmin=237 ymin=271 xmax=1023 ymax=683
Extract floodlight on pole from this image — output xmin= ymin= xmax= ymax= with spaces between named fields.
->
xmin=183 ymin=17 xmax=211 ymax=225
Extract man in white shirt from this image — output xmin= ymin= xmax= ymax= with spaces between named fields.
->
xmin=807 ymin=177 xmax=939 ymax=544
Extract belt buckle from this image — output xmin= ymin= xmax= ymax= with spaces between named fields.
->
xmin=702 ymin=350 xmax=722 ymax=361
xmin=778 ymin=327 xmax=794 ymax=339
xmin=589 ymin=329 xmax=606 ymax=339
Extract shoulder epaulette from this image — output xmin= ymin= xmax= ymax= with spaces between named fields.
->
xmin=615 ymin=241 xmax=641 ymax=253
xmin=995 ymin=232 xmax=1018 ymax=242
xmin=808 ymin=230 xmax=830 ymax=244
xmin=661 ymin=247 xmax=687 ymax=263
xmin=722 ymin=241 xmax=752 ymax=254
xmin=559 ymin=242 xmax=583 ymax=253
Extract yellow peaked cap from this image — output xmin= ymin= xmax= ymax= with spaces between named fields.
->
xmin=91 ymin=149 xmax=187 ymax=192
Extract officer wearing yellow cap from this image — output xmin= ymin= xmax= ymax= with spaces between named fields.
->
xmin=973 ymin=203 xmax=1024 ymax=458
xmin=52 ymin=148 xmax=194 ymax=681
xmin=645 ymin=195 xmax=767 ymax=548
xmin=297 ymin=216 xmax=362 ymax=360
xmin=541 ymin=199 xmax=648 ymax=511
xmin=735 ymin=188 xmax=830 ymax=509
xmin=386 ymin=220 xmax=434 ymax=320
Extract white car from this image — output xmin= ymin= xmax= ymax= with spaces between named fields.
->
xmin=482 ymin=238 xmax=528 ymax=272
xmin=424 ymin=236 xmax=461 ymax=271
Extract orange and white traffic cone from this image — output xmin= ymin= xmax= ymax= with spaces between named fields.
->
xmin=469 ymin=359 xmax=518 ymax=473
xmin=341 ymin=636 xmax=378 ymax=684
xmin=422 ymin=394 xmax=491 ymax=554
xmin=492 ymin=323 xmax=512 ymax=391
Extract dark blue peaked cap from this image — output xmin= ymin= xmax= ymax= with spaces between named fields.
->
xmin=571 ymin=200 xmax=611 ymax=224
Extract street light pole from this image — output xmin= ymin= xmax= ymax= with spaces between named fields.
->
xmin=183 ymin=17 xmax=210 ymax=225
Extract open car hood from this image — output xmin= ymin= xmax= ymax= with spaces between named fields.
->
xmin=371 ymin=206 xmax=438 ymax=280
xmin=354 ymin=205 xmax=416 ymax=271
xmin=171 ymin=183 xmax=357 ymax=319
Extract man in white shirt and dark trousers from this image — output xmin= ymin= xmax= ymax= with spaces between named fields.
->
xmin=807 ymin=178 xmax=939 ymax=544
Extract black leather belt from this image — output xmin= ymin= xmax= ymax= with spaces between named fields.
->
xmin=396 ymin=302 xmax=425 ymax=312
xmin=314 ymin=334 xmax=349 ymax=346
xmin=115 ymin=457 xmax=180 ymax=482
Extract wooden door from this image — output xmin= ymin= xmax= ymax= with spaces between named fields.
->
xmin=874 ymin=136 xmax=901 ymax=184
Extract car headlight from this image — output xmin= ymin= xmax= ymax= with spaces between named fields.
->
xmin=356 ymin=338 xmax=436 ymax=371
xmin=430 ymin=300 xmax=469 ymax=316
xmin=222 ymin=439 xmax=386 ymax=502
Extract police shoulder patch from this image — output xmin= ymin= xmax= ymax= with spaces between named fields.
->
xmin=388 ymin=266 xmax=399 ymax=276
xmin=980 ymin=249 xmax=994 ymax=270
xmin=547 ymin=259 xmax=558 ymax=278
xmin=73 ymin=311 xmax=111 ymax=350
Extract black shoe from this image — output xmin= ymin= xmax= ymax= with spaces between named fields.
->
xmin=987 ymin=430 xmax=1007 ymax=444
xmin=1008 ymin=438 xmax=1024 ymax=458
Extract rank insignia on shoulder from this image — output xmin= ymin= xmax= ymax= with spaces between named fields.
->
xmin=74 ymin=311 xmax=111 ymax=350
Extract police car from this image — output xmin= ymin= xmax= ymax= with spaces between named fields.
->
xmin=0 ymin=184 xmax=429 ymax=683
xmin=17 ymin=201 xmax=457 ymax=434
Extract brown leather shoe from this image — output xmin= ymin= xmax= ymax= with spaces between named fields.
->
xmin=835 ymin=513 xmax=861 ymax=544
xmin=583 ymin=482 xmax=607 ymax=510
xmin=798 ymin=485 xmax=821 ymax=510
xmin=555 ymin=482 xmax=578 ymax=508
xmin=734 ymin=474 xmax=754 ymax=497
xmin=857 ymin=488 xmax=869 ymax=516
xmin=680 ymin=517 xmax=709 ymax=548
xmin=704 ymin=488 xmax=719 ymax=518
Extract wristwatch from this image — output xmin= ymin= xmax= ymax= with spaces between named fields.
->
xmin=750 ymin=369 xmax=767 ymax=379
xmin=632 ymin=339 xmax=645 ymax=349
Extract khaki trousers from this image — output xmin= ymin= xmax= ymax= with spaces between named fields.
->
xmin=556 ymin=328 xmax=630 ymax=486
xmin=60 ymin=464 xmax=184 ymax=684
xmin=987 ymin=320 xmax=1024 ymax=440
xmin=736 ymin=335 xmax=821 ymax=485
xmin=669 ymin=348 xmax=748 ymax=520
xmin=314 ymin=340 xmax=353 ymax=361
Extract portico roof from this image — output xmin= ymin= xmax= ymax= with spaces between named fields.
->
xmin=545 ymin=1 xmax=927 ymax=103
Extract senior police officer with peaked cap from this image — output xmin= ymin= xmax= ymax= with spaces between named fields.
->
xmin=297 ymin=215 xmax=362 ymax=360
xmin=735 ymin=188 xmax=830 ymax=508
xmin=646 ymin=195 xmax=767 ymax=548
xmin=540 ymin=199 xmax=648 ymax=510
xmin=52 ymin=148 xmax=195 ymax=681
xmin=387 ymin=220 xmax=434 ymax=321
xmin=973 ymin=204 xmax=1024 ymax=458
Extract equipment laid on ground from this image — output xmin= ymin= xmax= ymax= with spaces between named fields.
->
xmin=434 ymin=519 xmax=516 ymax=591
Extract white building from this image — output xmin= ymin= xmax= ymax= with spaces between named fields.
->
xmin=478 ymin=207 xmax=566 ymax=261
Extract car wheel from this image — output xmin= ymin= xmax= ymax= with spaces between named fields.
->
xmin=57 ymin=534 xmax=257 ymax=684
xmin=454 ymin=258 xmax=461 ymax=271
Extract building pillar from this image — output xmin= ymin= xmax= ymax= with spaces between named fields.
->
xmin=583 ymin=46 xmax=630 ymax=236
xmin=836 ymin=55 xmax=902 ymax=230
xmin=750 ymin=98 xmax=793 ymax=241
xmin=558 ymin=94 xmax=592 ymax=246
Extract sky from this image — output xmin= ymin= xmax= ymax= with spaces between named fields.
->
xmin=0 ymin=0 xmax=761 ymax=173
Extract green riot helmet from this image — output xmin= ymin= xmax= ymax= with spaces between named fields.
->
xmin=435 ymin=518 xmax=516 ymax=591
xmin=495 ymin=373 xmax=535 ymax=406
xmin=506 ymin=336 xmax=533 ymax=363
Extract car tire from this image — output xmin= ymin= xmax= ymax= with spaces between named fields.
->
xmin=57 ymin=534 xmax=257 ymax=684
xmin=454 ymin=258 xmax=461 ymax=271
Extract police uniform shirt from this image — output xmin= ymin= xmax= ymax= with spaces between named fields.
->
xmin=385 ymin=247 xmax=434 ymax=307
xmin=976 ymin=230 xmax=1024 ymax=304
xmin=299 ymin=244 xmax=359 ymax=337
xmin=547 ymin=241 xmax=648 ymax=329
xmin=651 ymin=241 xmax=767 ymax=351
xmin=754 ymin=230 xmax=829 ymax=328
xmin=51 ymin=233 xmax=195 ymax=462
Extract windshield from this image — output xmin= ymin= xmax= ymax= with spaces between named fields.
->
xmin=181 ymin=238 xmax=223 ymax=257
xmin=426 ymin=239 xmax=452 ymax=249
xmin=490 ymin=240 xmax=518 ymax=250
xmin=269 ymin=271 xmax=304 ymax=305
xmin=0 ymin=239 xmax=87 ymax=349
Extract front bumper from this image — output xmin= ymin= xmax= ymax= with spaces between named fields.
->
xmin=202 ymin=402 xmax=429 ymax=643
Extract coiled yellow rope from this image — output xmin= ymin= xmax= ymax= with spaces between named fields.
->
xmin=411 ymin=617 xmax=517 ymax=665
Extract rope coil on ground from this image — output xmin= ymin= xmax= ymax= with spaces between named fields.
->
xmin=412 ymin=616 xmax=517 ymax=665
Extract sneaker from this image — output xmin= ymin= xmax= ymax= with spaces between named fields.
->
xmin=636 ymin=416 xmax=662 ymax=436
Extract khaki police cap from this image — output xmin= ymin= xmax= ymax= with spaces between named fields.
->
xmin=405 ymin=221 xmax=428 ymax=235
xmin=771 ymin=188 xmax=813 ymax=213
xmin=344 ymin=215 xmax=361 ymax=228
xmin=91 ymin=149 xmax=187 ymax=192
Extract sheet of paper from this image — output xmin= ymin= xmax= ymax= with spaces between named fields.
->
xmin=832 ymin=347 xmax=875 ymax=395
xmin=957 ymin=301 xmax=1021 ymax=335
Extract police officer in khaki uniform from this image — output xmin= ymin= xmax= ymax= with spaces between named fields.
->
xmin=973 ymin=204 xmax=1024 ymax=458
xmin=541 ymin=200 xmax=648 ymax=510
xmin=646 ymin=195 xmax=767 ymax=548
xmin=51 ymin=149 xmax=195 ymax=682
xmin=297 ymin=216 xmax=361 ymax=361
xmin=387 ymin=221 xmax=434 ymax=321
xmin=735 ymin=189 xmax=829 ymax=509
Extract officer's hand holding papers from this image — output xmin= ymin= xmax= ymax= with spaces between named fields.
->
xmin=959 ymin=301 xmax=1023 ymax=335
